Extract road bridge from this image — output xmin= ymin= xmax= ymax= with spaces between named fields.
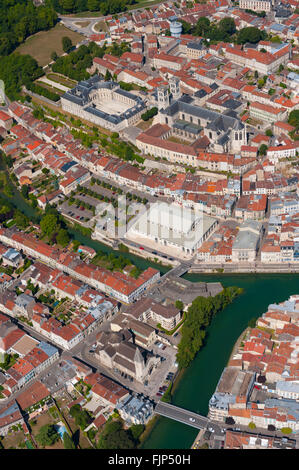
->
xmin=155 ymin=401 xmax=209 ymax=430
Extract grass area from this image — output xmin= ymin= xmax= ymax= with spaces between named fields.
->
xmin=127 ymin=0 xmax=163 ymax=10
xmin=15 ymin=23 xmax=84 ymax=67
xmin=136 ymin=117 xmax=154 ymax=131
xmin=47 ymin=73 xmax=77 ymax=88
xmin=167 ymin=136 xmax=191 ymax=145
xmin=74 ymin=21 xmax=91 ymax=27
xmin=2 ymin=430 xmax=26 ymax=449
xmin=31 ymin=411 xmax=63 ymax=449
xmin=35 ymin=80 xmax=65 ymax=96
xmin=94 ymin=21 xmax=109 ymax=33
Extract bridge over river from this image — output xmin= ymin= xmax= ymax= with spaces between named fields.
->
xmin=155 ymin=401 xmax=209 ymax=430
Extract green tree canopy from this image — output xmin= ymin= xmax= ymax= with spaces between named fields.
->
xmin=63 ymin=432 xmax=76 ymax=449
xmin=36 ymin=424 xmax=59 ymax=447
xmin=40 ymin=213 xmax=59 ymax=237
xmin=237 ymin=27 xmax=266 ymax=44
xmin=62 ymin=36 xmax=73 ymax=53
xmin=56 ymin=228 xmax=70 ymax=247
xmin=97 ymin=420 xmax=135 ymax=449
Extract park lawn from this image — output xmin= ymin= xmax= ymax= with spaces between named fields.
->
xmin=15 ymin=24 xmax=83 ymax=67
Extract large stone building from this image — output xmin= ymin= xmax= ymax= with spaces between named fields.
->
xmin=94 ymin=328 xmax=161 ymax=383
xmin=61 ymin=75 xmax=146 ymax=132
xmin=126 ymin=202 xmax=218 ymax=257
xmin=157 ymin=93 xmax=247 ymax=154
xmin=239 ymin=0 xmax=272 ymax=11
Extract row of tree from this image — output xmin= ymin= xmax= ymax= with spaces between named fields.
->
xmin=176 ymin=286 xmax=242 ymax=369
xmin=50 ymin=0 xmax=136 ymax=15
xmin=177 ymin=16 xmax=266 ymax=45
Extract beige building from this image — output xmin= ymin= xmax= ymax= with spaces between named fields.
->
xmin=239 ymin=0 xmax=272 ymax=11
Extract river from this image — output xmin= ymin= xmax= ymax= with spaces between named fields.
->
xmin=2 ymin=169 xmax=299 ymax=449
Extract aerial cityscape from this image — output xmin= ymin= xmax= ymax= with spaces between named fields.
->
xmin=0 ymin=0 xmax=298 ymax=454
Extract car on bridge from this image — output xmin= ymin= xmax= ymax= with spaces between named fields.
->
xmin=189 ymin=418 xmax=195 ymax=423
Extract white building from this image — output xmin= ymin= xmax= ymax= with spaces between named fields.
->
xmin=126 ymin=202 xmax=218 ymax=257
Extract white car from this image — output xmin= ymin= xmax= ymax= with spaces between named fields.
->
xmin=189 ymin=418 xmax=195 ymax=423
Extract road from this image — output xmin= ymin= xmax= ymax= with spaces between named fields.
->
xmin=58 ymin=1 xmax=169 ymax=38
xmin=155 ymin=401 xmax=209 ymax=430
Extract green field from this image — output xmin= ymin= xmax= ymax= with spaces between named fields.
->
xmin=15 ymin=24 xmax=84 ymax=67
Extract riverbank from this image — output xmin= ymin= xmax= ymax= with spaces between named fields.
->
xmin=190 ymin=264 xmax=299 ymax=273
xmin=226 ymin=327 xmax=250 ymax=365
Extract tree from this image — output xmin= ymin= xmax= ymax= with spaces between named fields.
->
xmin=248 ymin=317 xmax=257 ymax=328
xmin=129 ymin=424 xmax=145 ymax=442
xmin=63 ymin=432 xmax=76 ymax=449
xmin=40 ymin=213 xmax=59 ymax=237
xmin=194 ymin=17 xmax=210 ymax=36
xmin=259 ymin=144 xmax=268 ymax=156
xmin=237 ymin=27 xmax=266 ymax=44
xmin=56 ymin=228 xmax=70 ymax=247
xmin=62 ymin=36 xmax=72 ymax=53
xmin=248 ymin=421 xmax=256 ymax=429
xmin=104 ymin=69 xmax=112 ymax=81
xmin=51 ymin=51 xmax=58 ymax=62
xmin=36 ymin=424 xmax=59 ymax=447
xmin=97 ymin=420 xmax=135 ymax=449
xmin=87 ymin=0 xmax=100 ymax=10
xmin=225 ymin=417 xmax=235 ymax=425
xmin=265 ymin=129 xmax=273 ymax=137
xmin=14 ymin=210 xmax=29 ymax=229
xmin=288 ymin=110 xmax=299 ymax=129
xmin=219 ymin=17 xmax=236 ymax=36
xmin=268 ymin=424 xmax=275 ymax=431
xmin=21 ymin=184 xmax=29 ymax=199
xmin=175 ymin=300 xmax=184 ymax=311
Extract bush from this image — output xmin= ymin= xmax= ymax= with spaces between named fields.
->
xmin=281 ymin=427 xmax=292 ymax=434
xmin=26 ymin=82 xmax=60 ymax=102
xmin=141 ymin=107 xmax=158 ymax=121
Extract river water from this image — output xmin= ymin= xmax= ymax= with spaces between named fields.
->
xmin=2 ymin=175 xmax=299 ymax=449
